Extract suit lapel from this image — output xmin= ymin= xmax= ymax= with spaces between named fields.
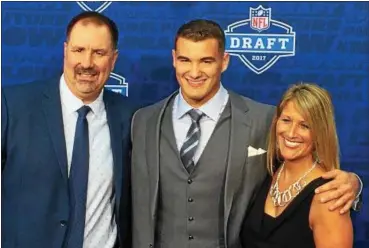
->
xmin=42 ymin=79 xmax=68 ymax=183
xmin=104 ymin=92 xmax=123 ymax=212
xmin=146 ymin=91 xmax=178 ymax=221
xmin=161 ymin=99 xmax=181 ymax=159
xmin=224 ymin=91 xmax=252 ymax=242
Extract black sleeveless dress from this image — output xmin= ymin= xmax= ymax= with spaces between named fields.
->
xmin=240 ymin=176 xmax=330 ymax=248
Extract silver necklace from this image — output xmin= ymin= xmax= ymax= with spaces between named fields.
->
xmin=269 ymin=161 xmax=317 ymax=207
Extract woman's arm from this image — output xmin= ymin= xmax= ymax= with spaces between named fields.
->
xmin=309 ymin=194 xmax=353 ymax=248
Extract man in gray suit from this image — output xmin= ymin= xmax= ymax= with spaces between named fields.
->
xmin=131 ymin=19 xmax=362 ymax=248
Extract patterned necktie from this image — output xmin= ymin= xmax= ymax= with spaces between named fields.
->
xmin=180 ymin=109 xmax=205 ymax=173
xmin=67 ymin=105 xmax=91 ymax=248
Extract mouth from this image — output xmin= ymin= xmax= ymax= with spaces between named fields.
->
xmin=185 ymin=78 xmax=206 ymax=88
xmin=76 ymin=72 xmax=98 ymax=81
xmin=283 ymin=137 xmax=303 ymax=148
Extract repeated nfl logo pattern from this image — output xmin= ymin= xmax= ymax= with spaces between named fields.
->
xmin=1 ymin=2 xmax=368 ymax=245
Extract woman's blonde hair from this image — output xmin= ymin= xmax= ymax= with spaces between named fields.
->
xmin=267 ymin=83 xmax=340 ymax=174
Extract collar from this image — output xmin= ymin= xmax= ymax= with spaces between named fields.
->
xmin=174 ymin=83 xmax=229 ymax=121
xmin=59 ymin=74 xmax=105 ymax=117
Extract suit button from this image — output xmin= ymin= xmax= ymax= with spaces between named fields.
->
xmin=60 ymin=220 xmax=67 ymax=227
xmin=188 ymin=197 xmax=194 ymax=202
xmin=188 ymin=217 xmax=194 ymax=221
xmin=189 ymin=235 xmax=194 ymax=240
xmin=149 ymin=244 xmax=153 ymax=248
xmin=187 ymin=179 xmax=193 ymax=184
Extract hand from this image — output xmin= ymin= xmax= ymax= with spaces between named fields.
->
xmin=314 ymin=169 xmax=359 ymax=214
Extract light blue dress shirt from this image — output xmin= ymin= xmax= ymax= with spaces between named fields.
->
xmin=172 ymin=84 xmax=229 ymax=163
xmin=60 ymin=75 xmax=117 ymax=248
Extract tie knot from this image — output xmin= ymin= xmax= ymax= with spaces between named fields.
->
xmin=77 ymin=105 xmax=91 ymax=119
xmin=188 ymin=109 xmax=204 ymax=122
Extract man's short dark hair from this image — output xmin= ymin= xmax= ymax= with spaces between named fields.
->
xmin=174 ymin=19 xmax=225 ymax=52
xmin=66 ymin=11 xmax=119 ymax=49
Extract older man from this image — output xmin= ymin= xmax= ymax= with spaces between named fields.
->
xmin=2 ymin=12 xmax=133 ymax=248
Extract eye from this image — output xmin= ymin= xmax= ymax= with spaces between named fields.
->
xmin=73 ymin=48 xmax=83 ymax=53
xmin=280 ymin=118 xmax=290 ymax=123
xmin=95 ymin=50 xmax=105 ymax=56
xmin=300 ymin=123 xmax=310 ymax=129
xmin=178 ymin=58 xmax=189 ymax=62
xmin=202 ymin=60 xmax=213 ymax=64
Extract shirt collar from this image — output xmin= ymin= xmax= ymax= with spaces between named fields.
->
xmin=59 ymin=74 xmax=105 ymax=117
xmin=174 ymin=83 xmax=228 ymax=121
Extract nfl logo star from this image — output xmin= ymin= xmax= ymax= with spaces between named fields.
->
xmin=250 ymin=5 xmax=271 ymax=32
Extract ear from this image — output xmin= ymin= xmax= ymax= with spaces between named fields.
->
xmin=64 ymin=42 xmax=68 ymax=58
xmin=111 ymin=49 xmax=119 ymax=70
xmin=221 ymin=52 xmax=230 ymax=73
xmin=172 ymin=49 xmax=176 ymax=68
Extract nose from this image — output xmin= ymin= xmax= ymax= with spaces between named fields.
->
xmin=287 ymin=123 xmax=298 ymax=138
xmin=81 ymin=52 xmax=93 ymax=68
xmin=188 ymin=63 xmax=201 ymax=78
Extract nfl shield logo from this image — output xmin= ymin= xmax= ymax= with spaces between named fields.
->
xmin=250 ymin=5 xmax=271 ymax=32
xmin=105 ymin=72 xmax=129 ymax=97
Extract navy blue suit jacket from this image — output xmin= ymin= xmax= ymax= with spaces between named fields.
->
xmin=1 ymin=78 xmax=134 ymax=248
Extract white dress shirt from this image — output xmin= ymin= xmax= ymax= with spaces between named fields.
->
xmin=172 ymin=84 xmax=229 ymax=163
xmin=60 ymin=75 xmax=117 ymax=248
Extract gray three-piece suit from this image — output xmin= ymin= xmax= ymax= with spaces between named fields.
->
xmin=131 ymin=90 xmax=275 ymax=248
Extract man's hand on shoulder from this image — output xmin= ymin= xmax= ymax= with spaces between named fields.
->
xmin=314 ymin=169 xmax=361 ymax=214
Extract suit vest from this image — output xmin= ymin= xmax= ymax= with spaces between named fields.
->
xmin=156 ymin=99 xmax=231 ymax=248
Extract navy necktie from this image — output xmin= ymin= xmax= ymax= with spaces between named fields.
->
xmin=180 ymin=109 xmax=205 ymax=173
xmin=67 ymin=105 xmax=91 ymax=248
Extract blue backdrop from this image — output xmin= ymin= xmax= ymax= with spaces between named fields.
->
xmin=1 ymin=1 xmax=368 ymax=247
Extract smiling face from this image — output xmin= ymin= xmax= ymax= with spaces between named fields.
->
xmin=63 ymin=21 xmax=118 ymax=103
xmin=172 ymin=37 xmax=229 ymax=108
xmin=276 ymin=100 xmax=314 ymax=163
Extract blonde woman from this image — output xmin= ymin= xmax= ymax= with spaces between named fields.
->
xmin=241 ymin=83 xmax=353 ymax=248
